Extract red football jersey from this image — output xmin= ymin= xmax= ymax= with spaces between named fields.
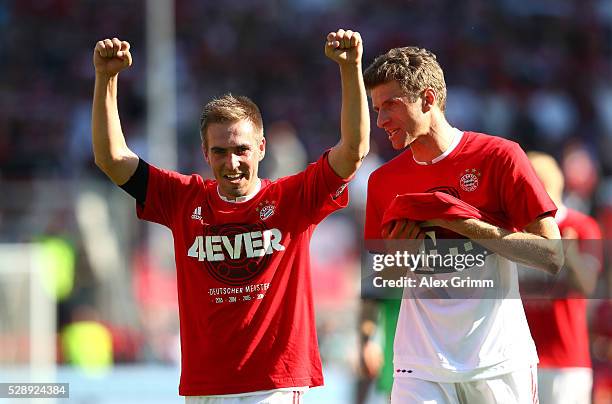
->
xmin=524 ymin=207 xmax=603 ymax=368
xmin=364 ymin=131 xmax=557 ymax=381
xmin=365 ymin=131 xmax=556 ymax=240
xmin=382 ymin=192 xmax=511 ymax=230
xmin=136 ymin=152 xmax=349 ymax=395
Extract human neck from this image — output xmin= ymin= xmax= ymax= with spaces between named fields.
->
xmin=218 ymin=178 xmax=262 ymax=203
xmin=411 ymin=117 xmax=456 ymax=163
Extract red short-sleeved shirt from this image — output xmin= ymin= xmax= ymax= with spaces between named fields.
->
xmin=363 ymin=131 xmax=558 ymax=381
xmin=136 ymin=152 xmax=349 ymax=395
xmin=365 ymin=131 xmax=556 ymax=240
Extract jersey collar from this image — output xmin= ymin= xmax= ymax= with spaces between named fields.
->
xmin=413 ymin=127 xmax=464 ymax=165
xmin=217 ymin=178 xmax=262 ymax=203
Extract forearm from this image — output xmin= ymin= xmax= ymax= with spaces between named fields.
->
xmin=340 ymin=63 xmax=370 ymax=157
xmin=92 ymin=74 xmax=137 ymax=184
xmin=329 ymin=63 xmax=370 ymax=178
xmin=437 ymin=218 xmax=564 ymax=274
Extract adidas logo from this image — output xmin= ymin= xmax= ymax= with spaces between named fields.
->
xmin=191 ymin=206 xmax=202 ymax=220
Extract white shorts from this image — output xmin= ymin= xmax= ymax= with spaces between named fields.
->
xmin=391 ymin=366 xmax=539 ymax=404
xmin=537 ymin=368 xmax=592 ymax=404
xmin=185 ymin=390 xmax=304 ymax=404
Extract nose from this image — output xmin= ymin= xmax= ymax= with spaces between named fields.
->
xmin=376 ymin=110 xmax=389 ymax=129
xmin=226 ymin=153 xmax=240 ymax=170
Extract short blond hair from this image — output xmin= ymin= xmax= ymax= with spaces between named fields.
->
xmin=199 ymin=94 xmax=264 ymax=148
xmin=364 ymin=47 xmax=447 ymax=111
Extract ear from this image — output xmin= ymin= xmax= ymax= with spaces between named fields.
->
xmin=258 ymin=136 xmax=266 ymax=161
xmin=422 ymin=88 xmax=436 ymax=112
xmin=202 ymin=142 xmax=210 ymax=164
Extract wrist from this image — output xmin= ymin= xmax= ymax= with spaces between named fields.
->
xmin=425 ymin=218 xmax=452 ymax=229
xmin=95 ymin=71 xmax=118 ymax=82
xmin=339 ymin=61 xmax=362 ymax=71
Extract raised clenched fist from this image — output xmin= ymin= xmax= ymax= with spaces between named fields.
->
xmin=93 ymin=38 xmax=133 ymax=77
xmin=325 ymin=29 xmax=363 ymax=66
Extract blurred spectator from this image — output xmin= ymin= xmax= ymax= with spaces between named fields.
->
xmin=132 ymin=249 xmax=180 ymax=364
xmin=523 ymin=152 xmax=603 ymax=404
xmin=259 ymin=120 xmax=307 ymax=179
xmin=562 ymin=141 xmax=600 ymax=212
xmin=591 ymin=300 xmax=612 ymax=404
xmin=1 ymin=0 xmax=609 ymax=182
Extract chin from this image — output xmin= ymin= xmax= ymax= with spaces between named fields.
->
xmin=219 ymin=185 xmax=241 ymax=198
xmin=230 ymin=188 xmax=247 ymax=197
xmin=392 ymin=142 xmax=409 ymax=150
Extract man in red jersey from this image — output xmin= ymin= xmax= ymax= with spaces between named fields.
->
xmin=363 ymin=46 xmax=564 ymax=403
xmin=524 ymin=152 xmax=602 ymax=404
xmin=91 ymin=29 xmax=369 ymax=402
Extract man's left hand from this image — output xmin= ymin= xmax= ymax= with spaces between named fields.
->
xmin=325 ymin=29 xmax=363 ymax=66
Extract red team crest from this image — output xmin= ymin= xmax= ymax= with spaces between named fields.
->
xmin=459 ymin=168 xmax=481 ymax=192
xmin=256 ymin=200 xmax=276 ymax=220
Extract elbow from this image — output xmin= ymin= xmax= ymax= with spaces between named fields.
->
xmin=331 ymin=140 xmax=370 ymax=178
xmin=93 ymin=155 xmax=124 ymax=183
xmin=546 ymin=243 xmax=565 ymax=275
xmin=348 ymin=142 xmax=370 ymax=164
xmin=94 ymin=156 xmax=111 ymax=172
xmin=94 ymin=155 xmax=120 ymax=176
xmin=545 ymin=256 xmax=564 ymax=276
xmin=356 ymin=147 xmax=369 ymax=164
xmin=341 ymin=132 xmax=370 ymax=158
xmin=360 ymin=144 xmax=370 ymax=160
xmin=350 ymin=148 xmax=369 ymax=171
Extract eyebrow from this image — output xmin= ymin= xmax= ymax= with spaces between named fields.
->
xmin=373 ymin=98 xmax=400 ymax=113
xmin=210 ymin=144 xmax=252 ymax=152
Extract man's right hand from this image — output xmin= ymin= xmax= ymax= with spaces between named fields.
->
xmin=93 ymin=38 xmax=132 ymax=77
xmin=381 ymin=219 xmax=425 ymax=258
xmin=382 ymin=219 xmax=424 ymax=240
xmin=92 ymin=37 xmax=138 ymax=185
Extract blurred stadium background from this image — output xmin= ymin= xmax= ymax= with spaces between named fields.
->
xmin=0 ymin=0 xmax=610 ymax=403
